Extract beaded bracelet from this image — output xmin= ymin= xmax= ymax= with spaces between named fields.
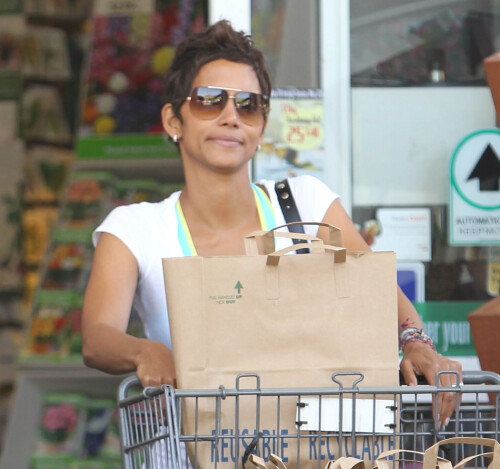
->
xmin=400 ymin=327 xmax=436 ymax=352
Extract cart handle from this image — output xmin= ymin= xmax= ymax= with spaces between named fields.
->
xmin=117 ymin=374 xmax=141 ymax=401
xmin=462 ymin=370 xmax=500 ymax=385
xmin=331 ymin=371 xmax=364 ymax=389
xmin=398 ymin=370 xmax=500 ymax=386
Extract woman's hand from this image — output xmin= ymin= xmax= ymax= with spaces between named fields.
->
xmin=400 ymin=341 xmax=462 ymax=428
xmin=135 ymin=340 xmax=177 ymax=388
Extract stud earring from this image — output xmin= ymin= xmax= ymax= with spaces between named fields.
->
xmin=173 ymin=134 xmax=178 ymax=143
xmin=257 ymin=143 xmax=262 ymax=151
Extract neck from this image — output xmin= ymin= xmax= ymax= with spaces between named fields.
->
xmin=180 ymin=170 xmax=256 ymax=230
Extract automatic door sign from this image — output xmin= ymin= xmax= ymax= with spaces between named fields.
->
xmin=450 ymin=128 xmax=500 ymax=245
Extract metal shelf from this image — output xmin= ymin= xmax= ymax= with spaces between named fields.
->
xmin=74 ymin=157 xmax=184 ymax=183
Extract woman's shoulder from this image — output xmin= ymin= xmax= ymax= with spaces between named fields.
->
xmin=92 ymin=191 xmax=181 ymax=246
xmin=257 ymin=175 xmax=335 ymax=195
xmin=287 ymin=174 xmax=328 ymax=190
xmin=106 ymin=191 xmax=180 ymax=222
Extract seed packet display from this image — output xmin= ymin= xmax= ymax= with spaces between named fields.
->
xmin=64 ymin=308 xmax=82 ymax=356
xmin=82 ymin=398 xmax=115 ymax=459
xmin=23 ymin=289 xmax=83 ymax=360
xmin=61 ymin=171 xmax=114 ymax=229
xmin=21 ymin=207 xmax=59 ymax=265
xmin=42 ymin=241 xmax=91 ymax=291
xmin=112 ymin=178 xmax=164 ymax=207
xmin=100 ymin=406 xmax=121 ymax=461
xmin=23 ymin=0 xmax=92 ymax=21
xmin=22 ymin=26 xmax=71 ymax=81
xmin=25 ymin=301 xmax=67 ymax=357
xmin=21 ymin=84 xmax=71 ymax=144
xmin=0 ymin=29 xmax=23 ymax=73
xmin=35 ymin=392 xmax=86 ymax=457
xmin=24 ymin=146 xmax=73 ymax=204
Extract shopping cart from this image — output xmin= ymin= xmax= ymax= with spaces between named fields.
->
xmin=117 ymin=370 xmax=500 ymax=469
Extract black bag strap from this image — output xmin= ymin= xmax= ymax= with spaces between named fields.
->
xmin=275 ymin=179 xmax=309 ymax=254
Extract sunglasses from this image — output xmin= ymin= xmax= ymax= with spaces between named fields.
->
xmin=182 ymin=86 xmax=270 ymax=126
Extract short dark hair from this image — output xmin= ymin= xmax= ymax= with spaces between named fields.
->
xmin=164 ymin=20 xmax=271 ymax=119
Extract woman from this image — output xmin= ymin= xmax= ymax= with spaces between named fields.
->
xmin=82 ymin=20 xmax=461 ymax=427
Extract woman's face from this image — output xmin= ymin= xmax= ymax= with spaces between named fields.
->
xmin=163 ymin=59 xmax=266 ymax=176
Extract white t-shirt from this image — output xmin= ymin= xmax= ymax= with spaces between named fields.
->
xmin=93 ymin=175 xmax=338 ymax=348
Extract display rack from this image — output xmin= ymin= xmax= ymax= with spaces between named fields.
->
xmin=0 ymin=362 xmax=127 ymax=469
xmin=0 ymin=1 xmax=202 ymax=466
xmin=1 ymin=162 xmax=185 ymax=468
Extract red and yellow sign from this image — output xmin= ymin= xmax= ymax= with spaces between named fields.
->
xmin=281 ymin=102 xmax=323 ymax=150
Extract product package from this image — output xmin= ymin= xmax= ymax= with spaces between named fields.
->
xmin=100 ymin=406 xmax=121 ymax=462
xmin=21 ymin=84 xmax=71 ymax=144
xmin=82 ymin=398 xmax=115 ymax=459
xmin=21 ymin=206 xmax=59 ymax=266
xmin=112 ymin=178 xmax=164 ymax=207
xmin=24 ymin=146 xmax=73 ymax=204
xmin=35 ymin=392 xmax=86 ymax=457
xmin=60 ymin=171 xmax=114 ymax=229
xmin=23 ymin=289 xmax=83 ymax=360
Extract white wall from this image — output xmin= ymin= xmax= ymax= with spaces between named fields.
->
xmin=352 ymin=86 xmax=497 ymax=206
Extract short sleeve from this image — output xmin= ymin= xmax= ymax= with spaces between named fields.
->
xmin=288 ymin=175 xmax=339 ymax=226
xmin=93 ymin=204 xmax=148 ymax=268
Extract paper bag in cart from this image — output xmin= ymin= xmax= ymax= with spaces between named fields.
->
xmin=163 ymin=224 xmax=400 ymax=469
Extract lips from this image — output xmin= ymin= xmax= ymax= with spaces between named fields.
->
xmin=209 ymin=135 xmax=243 ymax=147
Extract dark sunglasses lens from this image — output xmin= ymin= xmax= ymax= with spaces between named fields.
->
xmin=234 ymin=92 xmax=267 ymax=125
xmin=190 ymin=87 xmax=226 ymax=119
xmin=234 ymin=92 xmax=258 ymax=121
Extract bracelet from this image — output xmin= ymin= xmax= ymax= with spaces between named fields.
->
xmin=400 ymin=327 xmax=436 ymax=352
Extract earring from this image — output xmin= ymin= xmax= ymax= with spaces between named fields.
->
xmin=173 ymin=134 xmax=178 ymax=143
xmin=257 ymin=143 xmax=262 ymax=151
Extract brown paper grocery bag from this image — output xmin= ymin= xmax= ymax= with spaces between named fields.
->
xmin=163 ymin=224 xmax=400 ymax=469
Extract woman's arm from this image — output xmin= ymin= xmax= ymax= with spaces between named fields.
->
xmin=82 ymin=232 xmax=176 ymax=387
xmin=318 ymin=199 xmax=462 ymax=426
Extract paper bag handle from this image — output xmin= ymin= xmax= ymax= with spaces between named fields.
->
xmin=245 ymin=222 xmax=343 ymax=255
xmin=374 ymin=449 xmax=452 ymax=469
xmin=423 ymin=437 xmax=500 ymax=469
xmin=454 ymin=452 xmax=495 ymax=469
xmin=268 ymin=454 xmax=288 ymax=469
xmin=325 ymin=456 xmax=366 ymax=469
xmin=247 ymin=454 xmax=293 ymax=469
xmin=248 ymin=454 xmax=269 ymax=469
xmin=266 ymin=243 xmax=347 ymax=265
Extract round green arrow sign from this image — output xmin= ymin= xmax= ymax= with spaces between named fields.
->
xmin=450 ymin=128 xmax=500 ymax=210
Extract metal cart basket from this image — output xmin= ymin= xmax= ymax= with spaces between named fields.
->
xmin=117 ymin=371 xmax=500 ymax=469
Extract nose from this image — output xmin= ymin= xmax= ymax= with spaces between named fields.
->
xmin=218 ymin=95 xmax=240 ymax=126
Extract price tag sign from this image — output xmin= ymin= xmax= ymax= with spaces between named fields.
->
xmin=488 ymin=246 xmax=500 ymax=296
xmin=254 ymin=88 xmax=325 ymax=182
xmin=281 ymin=103 xmax=324 ymax=150
xmin=95 ymin=0 xmax=154 ymax=15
